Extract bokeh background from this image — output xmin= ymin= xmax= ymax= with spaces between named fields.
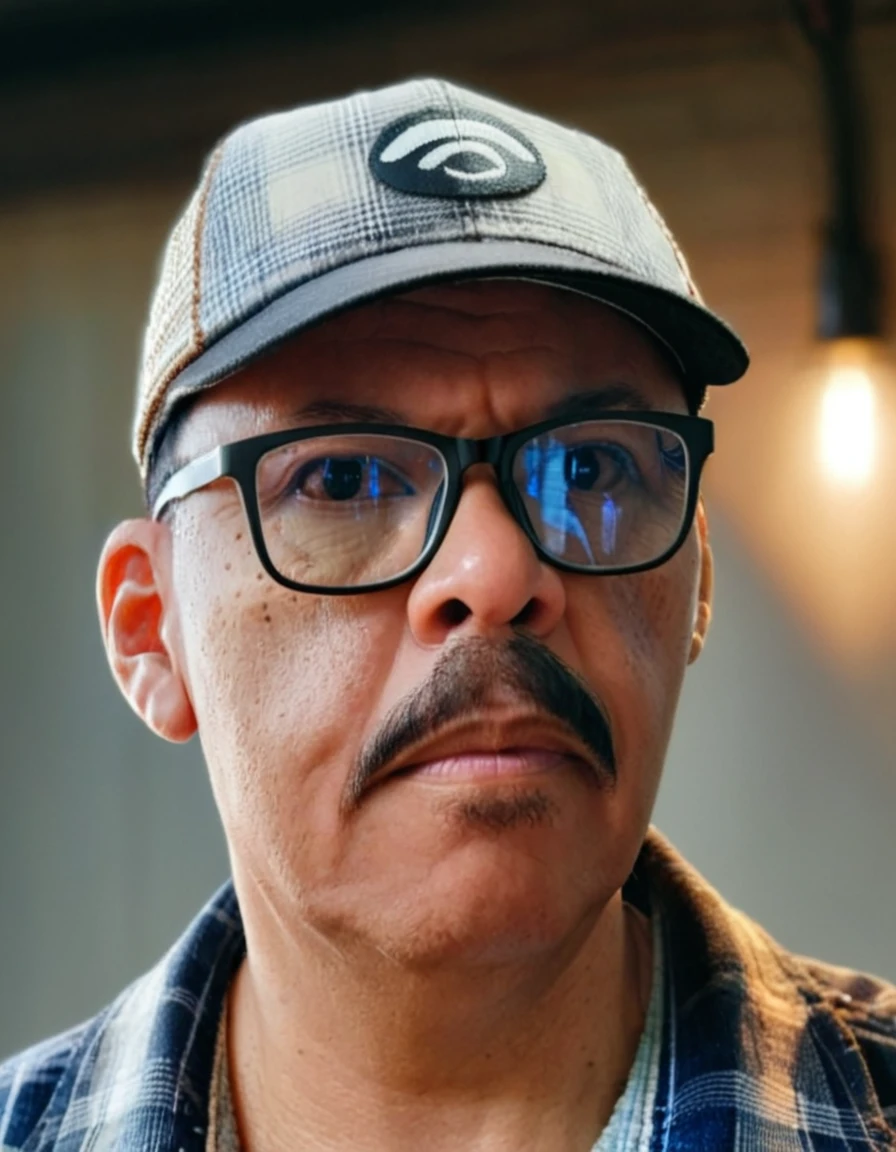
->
xmin=1 ymin=0 xmax=894 ymax=1060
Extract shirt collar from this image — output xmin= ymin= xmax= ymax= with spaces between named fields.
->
xmin=41 ymin=828 xmax=893 ymax=1150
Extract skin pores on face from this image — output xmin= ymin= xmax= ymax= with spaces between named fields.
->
xmin=162 ymin=281 xmax=707 ymax=974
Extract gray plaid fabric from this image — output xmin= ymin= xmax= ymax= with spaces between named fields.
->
xmin=2 ymin=828 xmax=894 ymax=1150
xmin=134 ymin=78 xmax=748 ymax=481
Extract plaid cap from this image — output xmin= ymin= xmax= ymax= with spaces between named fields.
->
xmin=134 ymin=76 xmax=749 ymax=481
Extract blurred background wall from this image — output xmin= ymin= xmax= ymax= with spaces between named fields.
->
xmin=1 ymin=0 xmax=894 ymax=1059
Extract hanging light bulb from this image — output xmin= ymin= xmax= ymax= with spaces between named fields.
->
xmin=812 ymin=207 xmax=891 ymax=487
xmin=770 ymin=0 xmax=896 ymax=666
xmin=816 ymin=337 xmax=887 ymax=486
xmin=791 ymin=0 xmax=889 ymax=489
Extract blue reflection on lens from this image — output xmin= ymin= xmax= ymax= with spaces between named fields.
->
xmin=524 ymin=441 xmax=542 ymax=499
xmin=525 ymin=438 xmax=595 ymax=564
xmin=369 ymin=456 xmax=380 ymax=499
xmin=601 ymin=493 xmax=620 ymax=555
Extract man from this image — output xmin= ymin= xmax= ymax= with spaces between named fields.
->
xmin=1 ymin=78 xmax=894 ymax=1152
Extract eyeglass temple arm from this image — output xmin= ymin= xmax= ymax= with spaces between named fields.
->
xmin=152 ymin=447 xmax=225 ymax=520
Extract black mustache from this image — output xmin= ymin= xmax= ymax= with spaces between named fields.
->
xmin=344 ymin=633 xmax=616 ymax=809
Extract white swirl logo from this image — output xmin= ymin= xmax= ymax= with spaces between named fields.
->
xmin=370 ymin=109 xmax=546 ymax=199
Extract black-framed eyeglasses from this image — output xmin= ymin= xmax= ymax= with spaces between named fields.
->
xmin=152 ymin=411 xmax=713 ymax=595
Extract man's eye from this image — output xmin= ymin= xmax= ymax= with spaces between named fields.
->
xmin=292 ymin=456 xmax=414 ymax=502
xmin=658 ymin=436 xmax=686 ymax=474
xmin=563 ymin=444 xmax=640 ymax=492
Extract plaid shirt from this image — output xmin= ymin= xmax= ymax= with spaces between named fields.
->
xmin=2 ymin=828 xmax=894 ymax=1151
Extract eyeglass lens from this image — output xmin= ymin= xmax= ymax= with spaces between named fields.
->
xmin=254 ymin=422 xmax=689 ymax=588
xmin=513 ymin=421 xmax=689 ymax=569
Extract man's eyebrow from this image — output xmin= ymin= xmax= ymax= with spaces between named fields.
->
xmin=289 ymin=400 xmax=406 ymax=425
xmin=289 ymin=384 xmax=653 ymax=429
xmin=541 ymin=384 xmax=655 ymax=421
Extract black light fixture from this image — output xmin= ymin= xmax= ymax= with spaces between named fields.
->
xmin=792 ymin=0 xmax=889 ymax=485
xmin=792 ymin=0 xmax=882 ymax=337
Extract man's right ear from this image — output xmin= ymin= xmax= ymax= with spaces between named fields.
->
xmin=97 ymin=519 xmax=197 ymax=743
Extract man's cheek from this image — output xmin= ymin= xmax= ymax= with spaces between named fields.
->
xmin=592 ymin=577 xmax=685 ymax=756
xmin=199 ymin=599 xmax=381 ymax=793
xmin=265 ymin=597 xmax=382 ymax=713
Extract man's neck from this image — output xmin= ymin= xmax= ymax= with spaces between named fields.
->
xmin=226 ymin=892 xmax=653 ymax=1152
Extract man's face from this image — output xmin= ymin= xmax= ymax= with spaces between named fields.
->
xmin=149 ymin=281 xmax=709 ymax=967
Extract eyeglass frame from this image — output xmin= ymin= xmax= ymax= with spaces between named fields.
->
xmin=152 ymin=410 xmax=714 ymax=595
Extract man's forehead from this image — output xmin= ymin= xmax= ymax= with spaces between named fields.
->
xmin=175 ymin=284 xmax=687 ymax=455
xmin=230 ymin=280 xmax=685 ymax=395
xmin=289 ymin=279 xmax=666 ymax=343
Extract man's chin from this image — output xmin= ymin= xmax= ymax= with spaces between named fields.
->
xmin=355 ymin=838 xmax=612 ymax=973
xmin=387 ymin=887 xmax=607 ymax=974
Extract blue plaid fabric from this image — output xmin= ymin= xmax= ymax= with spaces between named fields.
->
xmin=2 ymin=828 xmax=894 ymax=1151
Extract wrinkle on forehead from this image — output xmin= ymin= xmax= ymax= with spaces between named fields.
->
xmin=176 ymin=280 xmax=687 ymax=454
xmin=292 ymin=281 xmax=644 ymax=359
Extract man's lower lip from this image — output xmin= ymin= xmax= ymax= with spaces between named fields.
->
xmin=401 ymin=747 xmax=584 ymax=781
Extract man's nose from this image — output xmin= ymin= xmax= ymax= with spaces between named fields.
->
xmin=405 ymin=465 xmax=568 ymax=646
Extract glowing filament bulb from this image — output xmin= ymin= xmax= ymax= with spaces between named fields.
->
xmin=818 ymin=344 xmax=877 ymax=485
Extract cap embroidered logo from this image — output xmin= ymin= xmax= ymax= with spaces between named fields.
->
xmin=370 ymin=108 xmax=546 ymax=198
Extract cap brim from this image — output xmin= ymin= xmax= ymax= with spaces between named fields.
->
xmin=162 ymin=238 xmax=748 ymax=435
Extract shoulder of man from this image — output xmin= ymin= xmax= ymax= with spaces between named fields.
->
xmin=0 ymin=1013 xmax=107 ymax=1151
xmin=0 ymin=881 xmax=244 ymax=1152
xmin=798 ymin=951 xmax=896 ymax=1109
xmin=639 ymin=827 xmax=896 ymax=1143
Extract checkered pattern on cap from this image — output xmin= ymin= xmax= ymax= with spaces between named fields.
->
xmin=134 ymin=77 xmax=747 ymax=481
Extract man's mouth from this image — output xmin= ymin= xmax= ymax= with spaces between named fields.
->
xmin=397 ymin=746 xmax=588 ymax=783
xmin=343 ymin=634 xmax=618 ymax=813
xmin=361 ymin=714 xmax=608 ymax=797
